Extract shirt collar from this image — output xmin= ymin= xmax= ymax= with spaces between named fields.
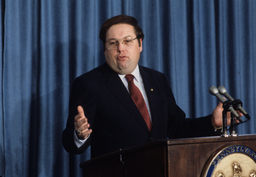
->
xmin=118 ymin=65 xmax=140 ymax=83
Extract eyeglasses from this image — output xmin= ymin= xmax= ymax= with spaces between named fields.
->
xmin=105 ymin=37 xmax=138 ymax=51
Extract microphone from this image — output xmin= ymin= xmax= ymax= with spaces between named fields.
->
xmin=209 ymin=86 xmax=240 ymax=118
xmin=218 ymin=86 xmax=249 ymax=119
xmin=218 ymin=86 xmax=235 ymax=101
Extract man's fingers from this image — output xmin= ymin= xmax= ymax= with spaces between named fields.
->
xmin=74 ymin=113 xmax=85 ymax=122
xmin=75 ymin=117 xmax=86 ymax=127
xmin=76 ymin=127 xmax=92 ymax=140
xmin=81 ymin=128 xmax=92 ymax=136
xmin=74 ymin=113 xmax=90 ymax=130
xmin=75 ymin=106 xmax=92 ymax=139
xmin=238 ymin=112 xmax=243 ymax=117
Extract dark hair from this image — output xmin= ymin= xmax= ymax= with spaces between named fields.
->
xmin=99 ymin=15 xmax=144 ymax=50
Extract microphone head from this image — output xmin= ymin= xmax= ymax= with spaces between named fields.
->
xmin=218 ymin=86 xmax=227 ymax=95
xmin=209 ymin=86 xmax=219 ymax=95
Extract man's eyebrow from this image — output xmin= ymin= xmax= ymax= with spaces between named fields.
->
xmin=106 ymin=35 xmax=133 ymax=41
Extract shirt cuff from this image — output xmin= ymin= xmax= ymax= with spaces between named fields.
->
xmin=73 ymin=129 xmax=90 ymax=148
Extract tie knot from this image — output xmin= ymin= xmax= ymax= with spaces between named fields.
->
xmin=125 ymin=74 xmax=134 ymax=82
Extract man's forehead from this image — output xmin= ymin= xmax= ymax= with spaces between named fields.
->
xmin=106 ymin=24 xmax=136 ymax=39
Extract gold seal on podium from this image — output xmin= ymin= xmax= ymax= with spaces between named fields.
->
xmin=202 ymin=145 xmax=256 ymax=177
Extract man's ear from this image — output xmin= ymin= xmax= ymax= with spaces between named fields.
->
xmin=139 ymin=38 xmax=143 ymax=52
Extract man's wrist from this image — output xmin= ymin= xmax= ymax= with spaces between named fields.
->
xmin=74 ymin=129 xmax=89 ymax=148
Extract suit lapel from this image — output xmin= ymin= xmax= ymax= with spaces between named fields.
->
xmin=102 ymin=63 xmax=150 ymax=132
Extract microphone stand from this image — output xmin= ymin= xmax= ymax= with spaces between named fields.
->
xmin=221 ymin=100 xmax=237 ymax=137
xmin=221 ymin=101 xmax=229 ymax=137
xmin=230 ymin=113 xmax=237 ymax=137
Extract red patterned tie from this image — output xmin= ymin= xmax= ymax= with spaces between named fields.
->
xmin=125 ymin=74 xmax=152 ymax=131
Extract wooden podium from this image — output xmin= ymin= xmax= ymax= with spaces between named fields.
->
xmin=80 ymin=134 xmax=256 ymax=177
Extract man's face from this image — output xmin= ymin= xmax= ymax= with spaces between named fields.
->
xmin=104 ymin=23 xmax=143 ymax=75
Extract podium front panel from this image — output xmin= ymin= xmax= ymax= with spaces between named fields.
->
xmin=80 ymin=135 xmax=256 ymax=177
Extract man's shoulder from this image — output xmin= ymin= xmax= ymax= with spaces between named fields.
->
xmin=75 ymin=63 xmax=109 ymax=80
xmin=139 ymin=65 xmax=165 ymax=77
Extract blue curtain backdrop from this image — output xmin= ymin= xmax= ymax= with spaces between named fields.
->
xmin=0 ymin=0 xmax=255 ymax=176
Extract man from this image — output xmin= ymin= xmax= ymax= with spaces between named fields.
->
xmin=62 ymin=15 xmax=230 ymax=158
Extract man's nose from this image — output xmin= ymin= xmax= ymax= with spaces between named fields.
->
xmin=117 ymin=41 xmax=125 ymax=51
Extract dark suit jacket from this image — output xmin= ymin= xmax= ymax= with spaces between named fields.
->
xmin=62 ymin=62 xmax=218 ymax=158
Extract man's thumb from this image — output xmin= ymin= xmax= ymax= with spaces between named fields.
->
xmin=77 ymin=106 xmax=84 ymax=115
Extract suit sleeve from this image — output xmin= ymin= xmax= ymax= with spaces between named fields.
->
xmin=62 ymin=76 xmax=96 ymax=154
xmin=162 ymin=74 xmax=220 ymax=139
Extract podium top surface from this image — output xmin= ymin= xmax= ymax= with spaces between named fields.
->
xmin=166 ymin=134 xmax=256 ymax=145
